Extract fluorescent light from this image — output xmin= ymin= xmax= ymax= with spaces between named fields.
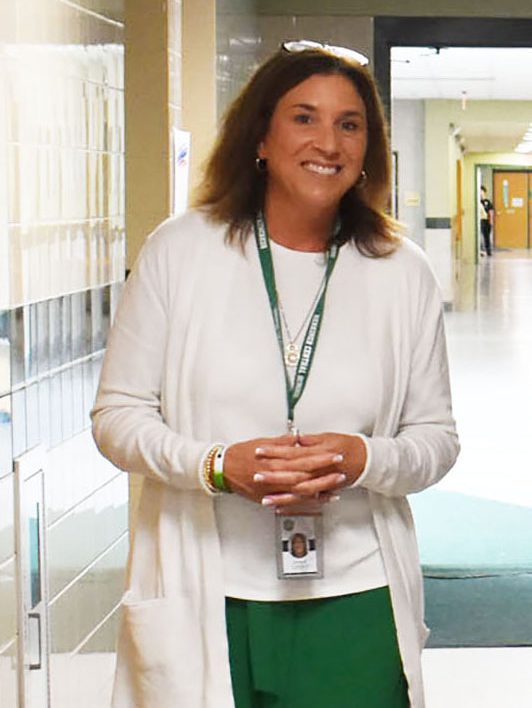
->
xmin=514 ymin=123 xmax=532 ymax=152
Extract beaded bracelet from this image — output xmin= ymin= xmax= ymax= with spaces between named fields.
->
xmin=198 ymin=444 xmax=221 ymax=495
xmin=198 ymin=444 xmax=232 ymax=495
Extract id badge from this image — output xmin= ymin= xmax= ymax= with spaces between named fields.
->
xmin=275 ymin=513 xmax=323 ymax=579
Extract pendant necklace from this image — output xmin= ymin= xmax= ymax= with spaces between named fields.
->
xmin=253 ymin=211 xmax=340 ymax=434
xmin=277 ymin=271 xmax=327 ymax=368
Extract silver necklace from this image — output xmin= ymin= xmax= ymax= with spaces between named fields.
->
xmin=277 ymin=270 xmax=328 ymax=367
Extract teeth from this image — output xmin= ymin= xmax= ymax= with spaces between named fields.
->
xmin=303 ymin=162 xmax=339 ymax=175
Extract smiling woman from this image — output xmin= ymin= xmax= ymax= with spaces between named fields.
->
xmin=197 ymin=45 xmax=397 ymax=256
xmin=92 ymin=43 xmax=459 ymax=708
xmin=257 ymin=73 xmax=368 ymax=251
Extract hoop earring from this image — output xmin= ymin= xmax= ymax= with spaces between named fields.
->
xmin=255 ymin=157 xmax=267 ymax=172
xmin=357 ymin=169 xmax=367 ymax=187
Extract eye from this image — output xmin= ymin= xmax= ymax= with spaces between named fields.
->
xmin=294 ymin=113 xmax=312 ymax=125
xmin=340 ymin=120 xmax=361 ymax=132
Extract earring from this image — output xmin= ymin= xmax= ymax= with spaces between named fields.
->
xmin=357 ymin=169 xmax=368 ymax=186
xmin=255 ymin=157 xmax=267 ymax=172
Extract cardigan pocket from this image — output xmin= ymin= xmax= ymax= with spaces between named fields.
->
xmin=117 ymin=593 xmax=203 ymax=708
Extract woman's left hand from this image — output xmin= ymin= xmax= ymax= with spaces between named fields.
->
xmin=255 ymin=433 xmax=367 ymax=508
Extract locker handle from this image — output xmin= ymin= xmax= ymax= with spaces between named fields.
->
xmin=28 ymin=612 xmax=42 ymax=670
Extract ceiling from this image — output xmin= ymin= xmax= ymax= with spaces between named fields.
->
xmin=390 ymin=47 xmax=532 ymax=154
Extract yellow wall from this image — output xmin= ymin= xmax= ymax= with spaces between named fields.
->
xmin=125 ymin=0 xmax=217 ymax=269
xmin=125 ymin=1 xmax=171 ymax=269
xmin=183 ymin=0 xmax=217 ymax=199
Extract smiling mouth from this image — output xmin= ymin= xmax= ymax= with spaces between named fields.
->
xmin=302 ymin=161 xmax=341 ymax=176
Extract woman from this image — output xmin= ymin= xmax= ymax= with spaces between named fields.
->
xmin=92 ymin=42 xmax=459 ymax=708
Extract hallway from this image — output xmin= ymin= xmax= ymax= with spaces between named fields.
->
xmin=2 ymin=2 xmax=532 ymax=704
xmin=411 ymin=250 xmax=532 ymax=563
xmin=415 ymin=250 xmax=532 ymax=706
xmin=418 ymin=250 xmax=532 ymax=542
xmin=447 ymin=249 xmax=532 ymax=509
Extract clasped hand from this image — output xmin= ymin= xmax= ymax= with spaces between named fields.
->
xmin=223 ymin=432 xmax=367 ymax=510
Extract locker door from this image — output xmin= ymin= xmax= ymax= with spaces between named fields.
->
xmin=15 ymin=447 xmax=50 ymax=708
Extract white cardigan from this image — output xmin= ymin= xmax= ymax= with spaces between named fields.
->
xmin=91 ymin=210 xmax=459 ymax=708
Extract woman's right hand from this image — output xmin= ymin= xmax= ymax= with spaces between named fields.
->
xmin=223 ymin=435 xmax=303 ymax=504
xmin=223 ymin=435 xmax=347 ymax=509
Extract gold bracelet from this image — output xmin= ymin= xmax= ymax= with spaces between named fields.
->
xmin=200 ymin=445 xmax=221 ymax=495
xmin=200 ymin=444 xmax=232 ymax=495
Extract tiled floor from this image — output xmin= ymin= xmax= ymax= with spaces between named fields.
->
xmin=423 ymin=647 xmax=532 ymax=707
xmin=441 ymin=250 xmax=532 ymax=508
xmin=421 ymin=250 xmax=532 ymax=705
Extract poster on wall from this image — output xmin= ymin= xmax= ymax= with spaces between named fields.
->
xmin=172 ymin=128 xmax=191 ymax=217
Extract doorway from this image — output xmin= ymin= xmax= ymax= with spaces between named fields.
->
xmin=375 ymin=15 xmax=532 ymax=652
xmin=493 ymin=170 xmax=531 ymax=249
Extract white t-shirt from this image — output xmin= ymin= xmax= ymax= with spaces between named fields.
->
xmin=212 ymin=239 xmax=387 ymax=601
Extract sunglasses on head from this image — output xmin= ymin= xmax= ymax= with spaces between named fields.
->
xmin=282 ymin=40 xmax=369 ymax=66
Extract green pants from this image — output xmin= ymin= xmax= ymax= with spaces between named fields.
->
xmin=225 ymin=587 xmax=409 ymax=708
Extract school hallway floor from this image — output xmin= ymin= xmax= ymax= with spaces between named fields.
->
xmin=423 ymin=647 xmax=532 ymax=707
xmin=419 ymin=250 xmax=532 ymax=707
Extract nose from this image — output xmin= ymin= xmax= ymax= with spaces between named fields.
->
xmin=313 ymin=122 xmax=340 ymax=155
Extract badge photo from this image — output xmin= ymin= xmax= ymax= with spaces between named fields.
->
xmin=276 ymin=514 xmax=323 ymax=579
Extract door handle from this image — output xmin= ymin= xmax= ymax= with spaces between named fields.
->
xmin=28 ymin=612 xmax=42 ymax=670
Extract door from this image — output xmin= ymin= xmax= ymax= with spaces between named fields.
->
xmin=493 ymin=171 xmax=528 ymax=249
xmin=455 ymin=159 xmax=463 ymax=244
xmin=529 ymin=173 xmax=532 ymax=249
xmin=15 ymin=446 xmax=50 ymax=708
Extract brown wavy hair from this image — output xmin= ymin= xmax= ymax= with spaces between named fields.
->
xmin=194 ymin=47 xmax=400 ymax=257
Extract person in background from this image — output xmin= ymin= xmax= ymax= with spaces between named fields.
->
xmin=91 ymin=41 xmax=459 ymax=708
xmin=480 ymin=185 xmax=494 ymax=256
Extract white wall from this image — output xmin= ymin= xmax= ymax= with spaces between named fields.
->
xmin=391 ymin=100 xmax=425 ymax=247
xmin=216 ymin=1 xmax=260 ymax=119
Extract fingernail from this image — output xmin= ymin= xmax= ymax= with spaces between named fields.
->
xmin=333 ymin=454 xmax=344 ymax=463
xmin=337 ymin=473 xmax=347 ymax=483
xmin=255 ymin=447 xmax=265 ymax=456
xmin=328 ymin=495 xmax=341 ymax=503
xmin=261 ymin=497 xmax=274 ymax=506
xmin=253 ymin=473 xmax=265 ymax=482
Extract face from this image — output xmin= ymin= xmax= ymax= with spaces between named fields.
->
xmin=291 ymin=535 xmax=307 ymax=558
xmin=258 ymin=73 xmax=368 ymax=216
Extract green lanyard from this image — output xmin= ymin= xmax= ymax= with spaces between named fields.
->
xmin=253 ymin=213 xmax=340 ymax=433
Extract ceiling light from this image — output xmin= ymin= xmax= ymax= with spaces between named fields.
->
xmin=514 ymin=123 xmax=532 ymax=153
